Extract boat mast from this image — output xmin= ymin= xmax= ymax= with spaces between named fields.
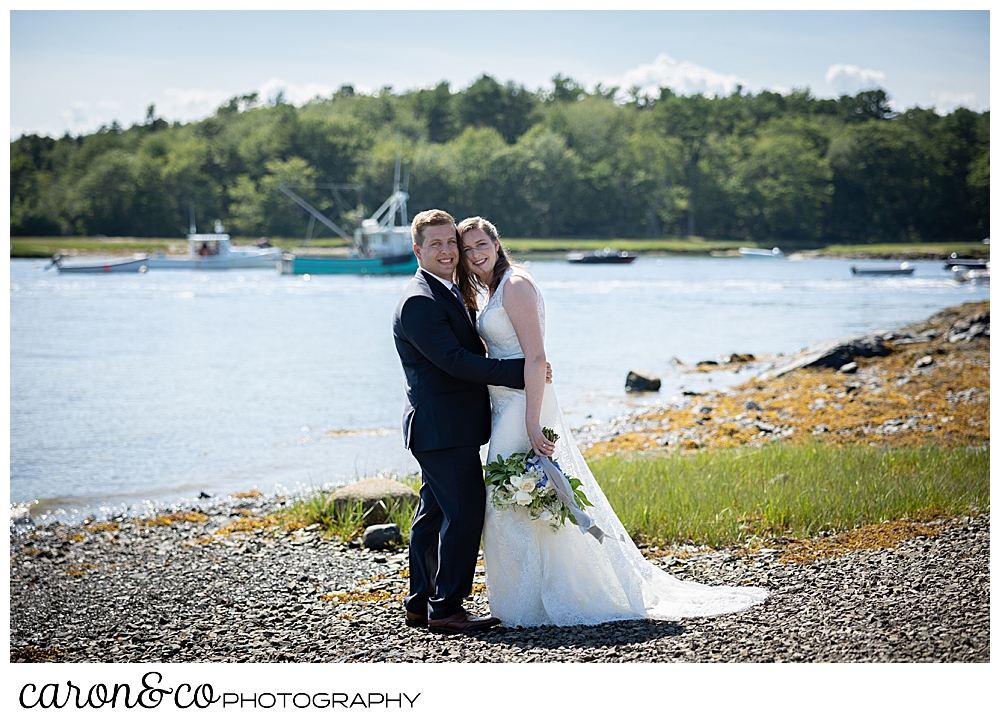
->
xmin=277 ymin=184 xmax=354 ymax=243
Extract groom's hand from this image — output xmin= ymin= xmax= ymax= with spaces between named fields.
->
xmin=545 ymin=362 xmax=553 ymax=384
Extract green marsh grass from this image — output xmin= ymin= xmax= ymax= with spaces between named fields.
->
xmin=502 ymin=237 xmax=745 ymax=254
xmin=502 ymin=238 xmax=987 ymax=258
xmin=816 ymin=241 xmax=988 ymax=258
xmin=9 ymin=235 xmax=345 ymax=258
xmin=591 ymin=443 xmax=989 ymax=547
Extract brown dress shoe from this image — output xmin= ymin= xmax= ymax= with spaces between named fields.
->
xmin=427 ymin=608 xmax=501 ymax=634
xmin=405 ymin=610 xmax=428 ymax=628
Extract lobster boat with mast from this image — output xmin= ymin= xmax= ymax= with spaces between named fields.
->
xmin=279 ymin=158 xmax=418 ymax=275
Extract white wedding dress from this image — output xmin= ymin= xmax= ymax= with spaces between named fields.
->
xmin=479 ymin=268 xmax=769 ymax=627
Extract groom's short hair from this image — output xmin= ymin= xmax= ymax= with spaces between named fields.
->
xmin=411 ymin=209 xmax=456 ymax=247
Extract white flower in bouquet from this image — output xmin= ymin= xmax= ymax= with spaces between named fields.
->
xmin=482 ymin=430 xmax=594 ymax=530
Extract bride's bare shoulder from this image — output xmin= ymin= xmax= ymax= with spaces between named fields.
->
xmin=501 ymin=271 xmax=538 ymax=303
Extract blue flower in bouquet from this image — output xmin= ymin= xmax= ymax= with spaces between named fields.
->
xmin=481 ymin=426 xmax=592 ymax=530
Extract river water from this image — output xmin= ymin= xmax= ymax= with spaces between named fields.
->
xmin=9 ymin=256 xmax=989 ymax=522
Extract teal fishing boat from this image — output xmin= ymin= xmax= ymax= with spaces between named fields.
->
xmin=281 ymin=252 xmax=417 ymax=275
xmin=280 ymin=158 xmax=416 ymax=275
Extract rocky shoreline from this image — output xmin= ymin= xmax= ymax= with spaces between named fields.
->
xmin=10 ymin=495 xmax=989 ymax=663
xmin=576 ymin=300 xmax=989 ymax=456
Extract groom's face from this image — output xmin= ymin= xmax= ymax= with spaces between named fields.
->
xmin=414 ymin=223 xmax=460 ymax=281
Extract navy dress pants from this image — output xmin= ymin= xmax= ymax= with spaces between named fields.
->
xmin=405 ymin=445 xmax=486 ymax=621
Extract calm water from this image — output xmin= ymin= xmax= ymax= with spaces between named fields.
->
xmin=9 ymin=256 xmax=989 ymax=521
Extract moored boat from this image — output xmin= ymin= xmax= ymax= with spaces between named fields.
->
xmin=146 ymin=223 xmax=282 ymax=270
xmin=280 ymin=252 xmax=417 ymax=275
xmin=280 ymin=160 xmax=417 ymax=275
xmin=566 ymin=248 xmax=638 ymax=264
xmin=50 ymin=254 xmax=150 ymax=273
xmin=738 ymin=246 xmax=783 ymax=258
xmin=943 ymin=256 xmax=989 ymax=270
xmin=952 ymin=263 xmax=990 ymax=283
xmin=851 ymin=263 xmax=915 ymax=276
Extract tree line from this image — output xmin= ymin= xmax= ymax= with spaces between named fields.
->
xmin=10 ymin=76 xmax=989 ymax=243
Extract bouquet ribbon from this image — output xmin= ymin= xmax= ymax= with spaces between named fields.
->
xmin=531 ymin=456 xmax=607 ymax=544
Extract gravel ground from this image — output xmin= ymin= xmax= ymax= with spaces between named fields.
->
xmin=10 ymin=501 xmax=989 ymax=663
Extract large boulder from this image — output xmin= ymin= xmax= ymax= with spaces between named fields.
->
xmin=327 ymin=477 xmax=419 ymax=525
xmin=947 ymin=311 xmax=989 ymax=343
xmin=762 ymin=333 xmax=890 ymax=379
xmin=625 ymin=369 xmax=661 ymax=392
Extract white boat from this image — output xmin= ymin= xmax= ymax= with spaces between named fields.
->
xmin=50 ymin=253 xmax=150 ymax=273
xmin=952 ymin=263 xmax=990 ymax=284
xmin=146 ymin=221 xmax=282 ymax=270
xmin=738 ymin=246 xmax=783 ymax=258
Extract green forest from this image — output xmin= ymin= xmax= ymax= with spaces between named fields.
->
xmin=10 ymin=75 xmax=990 ymax=243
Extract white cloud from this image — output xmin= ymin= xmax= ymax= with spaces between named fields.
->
xmin=612 ymin=53 xmax=745 ymax=99
xmin=258 ymin=77 xmax=337 ymax=106
xmin=159 ymin=88 xmax=234 ymax=122
xmin=825 ymin=64 xmax=885 ymax=95
xmin=931 ymin=91 xmax=979 ymax=113
xmin=42 ymin=79 xmax=346 ymax=137
xmin=56 ymin=100 xmax=123 ymax=136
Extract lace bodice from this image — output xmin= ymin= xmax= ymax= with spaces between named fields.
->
xmin=476 ymin=268 xmax=545 ymax=360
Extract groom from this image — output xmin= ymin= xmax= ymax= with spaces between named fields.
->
xmin=392 ymin=209 xmax=527 ymax=633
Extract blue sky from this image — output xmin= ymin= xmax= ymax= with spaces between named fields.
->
xmin=9 ymin=9 xmax=990 ymax=138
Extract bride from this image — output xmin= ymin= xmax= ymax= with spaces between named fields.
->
xmin=455 ymin=216 xmax=769 ymax=628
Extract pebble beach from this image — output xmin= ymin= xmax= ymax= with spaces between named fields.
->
xmin=10 ymin=499 xmax=988 ymax=663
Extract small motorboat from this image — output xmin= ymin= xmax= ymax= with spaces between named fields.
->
xmin=566 ymin=248 xmax=638 ymax=264
xmin=851 ymin=263 xmax=914 ymax=276
xmin=851 ymin=261 xmax=916 ymax=276
xmin=952 ymin=263 xmax=990 ymax=284
xmin=738 ymin=246 xmax=783 ymax=258
xmin=49 ymin=254 xmax=150 ymax=273
xmin=942 ymin=255 xmax=989 ymax=270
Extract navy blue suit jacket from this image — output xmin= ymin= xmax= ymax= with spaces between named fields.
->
xmin=392 ymin=268 xmax=525 ymax=452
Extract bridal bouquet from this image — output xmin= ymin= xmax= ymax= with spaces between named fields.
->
xmin=483 ymin=428 xmax=593 ymax=530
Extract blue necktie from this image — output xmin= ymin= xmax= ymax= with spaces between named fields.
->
xmin=448 ymin=285 xmax=471 ymax=324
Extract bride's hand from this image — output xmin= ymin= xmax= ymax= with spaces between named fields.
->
xmin=528 ymin=423 xmax=555 ymax=458
xmin=545 ymin=362 xmax=553 ymax=384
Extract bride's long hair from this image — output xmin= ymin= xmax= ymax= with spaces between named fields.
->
xmin=456 ymin=216 xmax=517 ymax=312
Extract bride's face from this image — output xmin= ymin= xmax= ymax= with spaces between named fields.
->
xmin=462 ymin=229 xmax=500 ymax=280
